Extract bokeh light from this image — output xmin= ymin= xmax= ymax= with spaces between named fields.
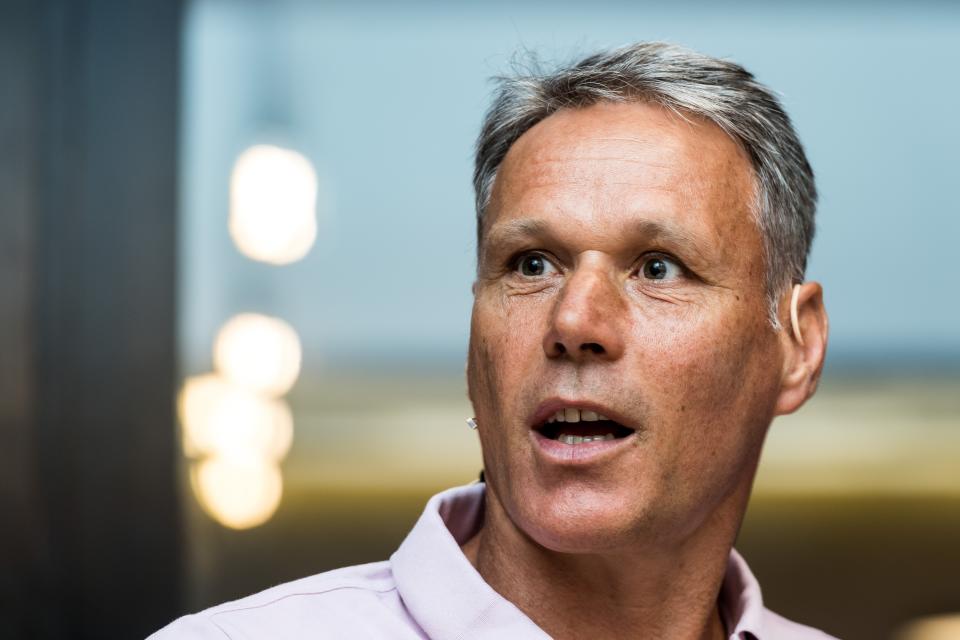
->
xmin=213 ymin=313 xmax=302 ymax=397
xmin=191 ymin=455 xmax=283 ymax=530
xmin=179 ymin=373 xmax=294 ymax=462
xmin=229 ymin=144 xmax=318 ymax=265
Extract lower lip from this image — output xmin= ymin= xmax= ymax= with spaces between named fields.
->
xmin=530 ymin=429 xmax=635 ymax=464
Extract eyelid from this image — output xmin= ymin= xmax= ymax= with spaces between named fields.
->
xmin=510 ymin=250 xmax=561 ymax=275
xmin=504 ymin=250 xmax=693 ymax=281
xmin=635 ymin=251 xmax=688 ymax=280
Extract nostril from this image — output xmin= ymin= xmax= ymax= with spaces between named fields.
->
xmin=582 ymin=342 xmax=605 ymax=354
xmin=555 ymin=342 xmax=567 ymax=354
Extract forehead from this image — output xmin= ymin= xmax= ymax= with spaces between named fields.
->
xmin=485 ymin=101 xmax=760 ymax=262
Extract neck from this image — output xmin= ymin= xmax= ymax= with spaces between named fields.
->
xmin=462 ymin=484 xmax=746 ymax=640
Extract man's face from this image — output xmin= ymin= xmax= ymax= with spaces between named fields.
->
xmin=467 ymin=101 xmax=789 ymax=553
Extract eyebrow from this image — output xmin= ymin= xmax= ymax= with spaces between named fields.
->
xmin=631 ymin=220 xmax=709 ymax=252
xmin=482 ymin=218 xmax=552 ymax=250
xmin=483 ymin=217 xmax=713 ymax=258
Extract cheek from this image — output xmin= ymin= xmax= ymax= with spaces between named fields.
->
xmin=619 ymin=308 xmax=778 ymax=525
xmin=467 ymin=296 xmax=551 ymax=470
xmin=468 ymin=294 xmax=545 ymax=398
xmin=466 ymin=315 xmax=499 ymax=416
xmin=637 ymin=306 xmax=778 ymax=457
xmin=466 ymin=303 xmax=540 ymax=495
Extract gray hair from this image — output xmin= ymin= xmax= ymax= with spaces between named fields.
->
xmin=473 ymin=42 xmax=816 ymax=326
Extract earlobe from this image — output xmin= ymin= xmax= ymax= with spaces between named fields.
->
xmin=775 ymin=282 xmax=829 ymax=416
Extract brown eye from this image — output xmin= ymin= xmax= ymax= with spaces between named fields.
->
xmin=517 ymin=253 xmax=556 ymax=277
xmin=641 ymin=256 xmax=680 ymax=281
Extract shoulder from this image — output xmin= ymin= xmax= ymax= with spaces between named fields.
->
xmin=760 ymin=608 xmax=841 ymax=640
xmin=148 ymin=561 xmax=418 ymax=640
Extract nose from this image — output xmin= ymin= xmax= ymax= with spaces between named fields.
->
xmin=542 ymin=264 xmax=626 ymax=362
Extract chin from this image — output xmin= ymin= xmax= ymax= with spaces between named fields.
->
xmin=511 ymin=482 xmax=657 ymax=555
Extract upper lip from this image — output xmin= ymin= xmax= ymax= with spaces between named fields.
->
xmin=529 ymin=398 xmax=636 ymax=431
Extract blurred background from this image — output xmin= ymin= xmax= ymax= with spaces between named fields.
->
xmin=3 ymin=0 xmax=959 ymax=638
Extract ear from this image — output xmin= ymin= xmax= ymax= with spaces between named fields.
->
xmin=774 ymin=282 xmax=829 ymax=416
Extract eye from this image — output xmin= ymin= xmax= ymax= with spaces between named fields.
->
xmin=640 ymin=255 xmax=683 ymax=281
xmin=515 ymin=253 xmax=557 ymax=277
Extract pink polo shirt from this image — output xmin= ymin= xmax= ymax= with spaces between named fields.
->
xmin=150 ymin=483 xmax=838 ymax=639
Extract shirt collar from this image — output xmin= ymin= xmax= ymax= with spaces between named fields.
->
xmin=392 ymin=483 xmax=769 ymax=640
xmin=391 ymin=483 xmax=550 ymax=640
xmin=720 ymin=548 xmax=767 ymax=639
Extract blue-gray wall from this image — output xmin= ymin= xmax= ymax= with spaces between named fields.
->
xmin=180 ymin=1 xmax=960 ymax=373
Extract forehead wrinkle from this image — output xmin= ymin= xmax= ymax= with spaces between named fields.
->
xmin=531 ymin=154 xmax=677 ymax=169
xmin=515 ymin=157 xmax=679 ymax=193
xmin=517 ymin=122 xmax=689 ymax=165
xmin=513 ymin=180 xmax=682 ymax=198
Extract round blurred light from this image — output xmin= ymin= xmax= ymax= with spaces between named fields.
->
xmin=895 ymin=614 xmax=960 ymax=640
xmin=213 ymin=313 xmax=302 ymax=397
xmin=229 ymin=144 xmax=318 ymax=265
xmin=179 ymin=373 xmax=294 ymax=461
xmin=178 ymin=374 xmax=231 ymax=457
xmin=192 ymin=455 xmax=283 ymax=529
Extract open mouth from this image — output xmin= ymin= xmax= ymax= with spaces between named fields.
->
xmin=534 ymin=407 xmax=635 ymax=445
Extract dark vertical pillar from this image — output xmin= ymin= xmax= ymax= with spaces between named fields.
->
xmin=0 ymin=0 xmax=183 ymax=637
xmin=0 ymin=2 xmax=56 ymax=638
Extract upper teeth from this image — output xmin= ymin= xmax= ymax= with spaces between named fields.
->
xmin=547 ymin=408 xmax=609 ymax=423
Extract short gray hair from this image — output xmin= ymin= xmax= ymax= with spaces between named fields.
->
xmin=473 ymin=42 xmax=816 ymax=325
